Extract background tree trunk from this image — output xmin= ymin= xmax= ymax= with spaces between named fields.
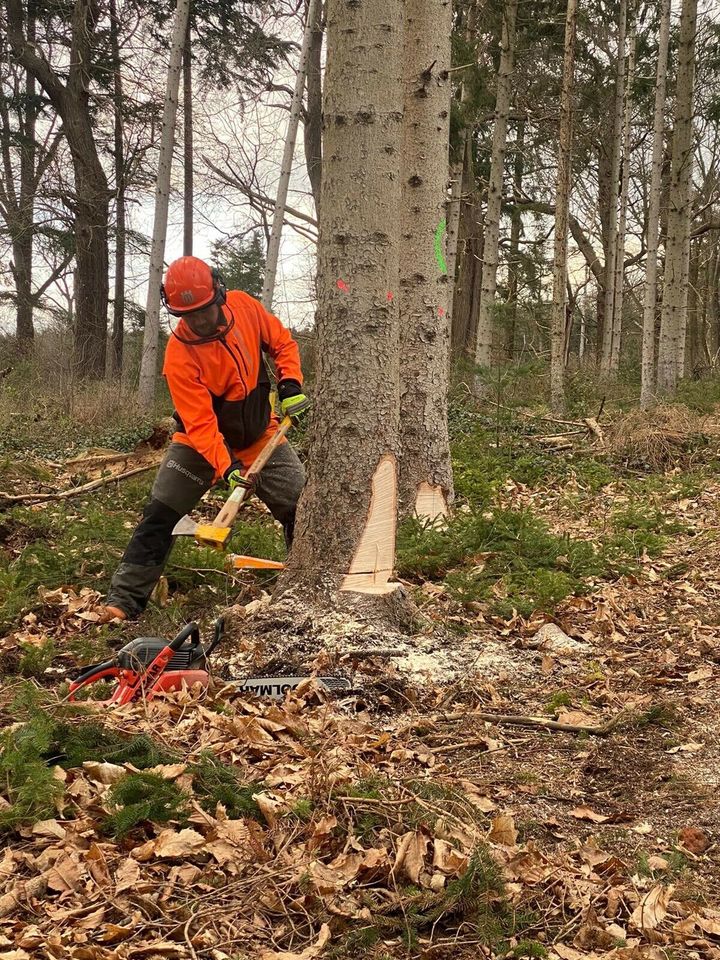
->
xmin=474 ymin=0 xmax=518 ymax=382
xmin=261 ymin=0 xmax=319 ymax=311
xmin=657 ymin=0 xmax=698 ymax=396
xmin=284 ymin=0 xmax=404 ymax=595
xmin=7 ymin=0 xmax=109 ymax=379
xmin=609 ymin=10 xmax=636 ymax=374
xmin=183 ymin=15 xmax=193 ymax=257
xmin=600 ymin=0 xmax=627 ymax=375
xmin=398 ymin=0 xmax=454 ymax=522
xmin=138 ymin=0 xmax=191 ymax=410
xmin=550 ymin=0 xmax=578 ymax=413
xmin=109 ymin=0 xmax=126 ymax=377
xmin=303 ymin=0 xmax=323 ymax=215
xmin=503 ymin=120 xmax=525 ymax=362
xmin=13 ymin=7 xmax=36 ymax=349
xmin=640 ymin=0 xmax=671 ymax=407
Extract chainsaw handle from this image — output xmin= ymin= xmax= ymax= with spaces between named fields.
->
xmin=170 ymin=622 xmax=200 ymax=652
xmin=68 ymin=662 xmax=120 ymax=701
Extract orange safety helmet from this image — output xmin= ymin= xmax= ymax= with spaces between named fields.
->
xmin=160 ymin=256 xmax=227 ymax=315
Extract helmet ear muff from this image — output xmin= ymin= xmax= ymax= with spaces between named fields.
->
xmin=211 ymin=267 xmax=227 ymax=307
xmin=160 ymin=283 xmax=169 ymax=309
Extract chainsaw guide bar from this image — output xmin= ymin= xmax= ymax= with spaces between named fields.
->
xmin=233 ymin=676 xmax=352 ymax=698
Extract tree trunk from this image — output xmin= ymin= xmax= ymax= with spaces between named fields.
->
xmin=282 ymin=0 xmax=404 ymax=597
xmin=303 ymin=0 xmax=323 ymax=214
xmin=138 ymin=0 xmax=192 ymax=411
xmin=656 ymin=0 xmax=698 ymax=396
xmin=13 ymin=8 xmax=36 ymax=348
xmin=504 ymin=120 xmax=525 ymax=362
xmin=109 ymin=0 xmax=126 ymax=376
xmin=595 ymin=137 xmax=612 ymax=360
xmin=707 ymin=240 xmax=719 ymax=359
xmin=183 ymin=15 xmax=193 ymax=257
xmin=640 ymin=0 xmax=671 ymax=408
xmin=550 ymin=0 xmax=578 ymax=414
xmin=609 ymin=9 xmax=636 ymax=374
xmin=473 ymin=0 xmax=518 ymax=383
xmin=599 ymin=0 xmax=627 ymax=375
xmin=398 ymin=0 xmax=454 ymax=522
xmin=452 ymin=139 xmax=483 ymax=359
xmin=7 ymin=0 xmax=109 ymax=378
xmin=261 ymin=0 xmax=319 ymax=311
xmin=685 ymin=242 xmax=701 ymax=376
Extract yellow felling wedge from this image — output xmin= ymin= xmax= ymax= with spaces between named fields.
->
xmin=226 ymin=554 xmax=285 ymax=571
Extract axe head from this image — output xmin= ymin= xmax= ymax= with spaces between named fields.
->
xmin=172 ymin=514 xmax=198 ymax=537
xmin=171 ymin=515 xmax=231 ymax=550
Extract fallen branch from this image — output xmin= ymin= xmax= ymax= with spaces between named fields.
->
xmin=0 ymin=462 xmax=157 ymax=505
xmin=0 ymin=874 xmax=49 ymax=919
xmin=432 ymin=709 xmax=628 ymax=737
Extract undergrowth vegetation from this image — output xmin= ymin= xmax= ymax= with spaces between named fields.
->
xmin=0 ymin=682 xmax=263 ymax=835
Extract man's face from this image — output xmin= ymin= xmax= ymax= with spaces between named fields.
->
xmin=184 ymin=302 xmax=224 ymax=338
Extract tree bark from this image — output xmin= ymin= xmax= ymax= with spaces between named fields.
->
xmin=282 ymin=0 xmax=404 ymax=596
xmin=398 ymin=0 xmax=454 ymax=522
xmin=640 ymin=0 xmax=671 ymax=408
xmin=609 ymin=10 xmax=636 ymax=374
xmin=14 ymin=7 xmax=36 ymax=348
xmin=183 ymin=14 xmax=193 ymax=257
xmin=261 ymin=0 xmax=319 ymax=311
xmin=303 ymin=0 xmax=323 ymax=215
xmin=138 ymin=0 xmax=192 ymax=410
xmin=109 ymin=0 xmax=126 ymax=376
xmin=473 ymin=0 xmax=518 ymax=383
xmin=452 ymin=138 xmax=483 ymax=359
xmin=599 ymin=0 xmax=627 ymax=375
xmin=550 ymin=0 xmax=578 ymax=414
xmin=657 ymin=0 xmax=698 ymax=396
xmin=7 ymin=0 xmax=109 ymax=378
xmin=504 ymin=120 xmax=525 ymax=361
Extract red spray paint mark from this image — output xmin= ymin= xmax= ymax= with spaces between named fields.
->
xmin=438 ymin=306 xmax=446 ymax=317
xmin=336 ymin=279 xmax=349 ymax=292
xmin=386 ymin=291 xmax=394 ymax=302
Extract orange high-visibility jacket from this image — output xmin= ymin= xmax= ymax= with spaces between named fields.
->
xmin=162 ymin=290 xmax=303 ymax=477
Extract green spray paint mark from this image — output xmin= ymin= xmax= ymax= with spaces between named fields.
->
xmin=434 ymin=219 xmax=447 ymax=275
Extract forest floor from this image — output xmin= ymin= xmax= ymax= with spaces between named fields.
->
xmin=0 ymin=398 xmax=719 ymax=959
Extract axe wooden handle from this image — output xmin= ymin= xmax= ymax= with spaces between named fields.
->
xmin=211 ymin=416 xmax=293 ymax=529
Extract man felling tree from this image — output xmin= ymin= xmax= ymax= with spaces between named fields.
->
xmin=95 ymin=255 xmax=309 ymax=623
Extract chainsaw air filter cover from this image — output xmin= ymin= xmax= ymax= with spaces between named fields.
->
xmin=118 ymin=637 xmax=208 ymax=673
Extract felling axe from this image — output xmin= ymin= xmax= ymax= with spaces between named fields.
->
xmin=171 ymin=415 xmax=293 ymax=550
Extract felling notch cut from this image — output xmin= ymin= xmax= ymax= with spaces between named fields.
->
xmin=341 ymin=454 xmax=399 ymax=595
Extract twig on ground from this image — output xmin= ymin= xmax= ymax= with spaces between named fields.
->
xmin=431 ymin=709 xmax=629 ymax=737
xmin=0 ymin=462 xmax=158 ymax=505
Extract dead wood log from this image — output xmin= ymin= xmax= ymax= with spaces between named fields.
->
xmin=0 ymin=462 xmax=158 ymax=506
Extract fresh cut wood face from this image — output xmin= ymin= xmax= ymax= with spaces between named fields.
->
xmin=413 ymin=481 xmax=449 ymax=527
xmin=341 ymin=455 xmax=398 ymax=595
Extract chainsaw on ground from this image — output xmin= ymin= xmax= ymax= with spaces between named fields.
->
xmin=68 ymin=619 xmax=351 ymax=704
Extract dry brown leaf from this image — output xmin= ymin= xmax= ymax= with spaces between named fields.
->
xmin=114 ymin=859 xmax=140 ymax=892
xmin=488 ymin=814 xmax=518 ymax=846
xmin=569 ymin=806 xmax=610 ymax=823
xmin=260 ymin=923 xmax=331 ymax=960
xmin=394 ymin=831 xmax=429 ymax=884
xmin=15 ymin=926 xmax=44 ymax=949
xmin=254 ymin=792 xmax=284 ymax=827
xmin=153 ymin=828 xmax=205 ymax=859
xmin=82 ymin=761 xmax=127 ymax=785
xmin=630 ymin=883 xmax=674 ymax=931
xmin=432 ymin=838 xmax=468 ymax=875
xmin=678 ymin=827 xmax=710 ymax=854
xmin=30 ymin=819 xmax=66 ymax=840
xmin=687 ymin=666 xmax=713 ymax=683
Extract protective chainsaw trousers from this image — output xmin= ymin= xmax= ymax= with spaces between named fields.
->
xmin=106 ymin=439 xmax=305 ymax=618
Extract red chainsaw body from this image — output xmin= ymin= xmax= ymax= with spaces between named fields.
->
xmin=68 ymin=623 xmax=214 ymax=705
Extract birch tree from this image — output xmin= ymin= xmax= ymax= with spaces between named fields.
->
xmin=640 ymin=0 xmax=671 ymax=407
xmin=609 ymin=8 xmax=637 ymax=374
xmin=398 ymin=0 xmax=454 ymax=522
xmin=261 ymin=0 xmax=319 ymax=311
xmin=550 ymin=0 xmax=578 ymax=413
xmin=474 ymin=0 xmax=518 ymax=381
xmin=657 ymin=0 xmax=698 ymax=395
xmin=283 ymin=0 xmax=404 ymax=598
xmin=138 ymin=0 xmax=191 ymax=410
xmin=109 ymin=0 xmax=126 ymax=376
xmin=600 ymin=0 xmax=627 ymax=375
